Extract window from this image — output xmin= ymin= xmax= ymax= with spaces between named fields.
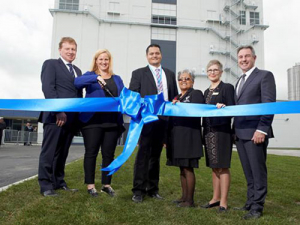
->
xmin=250 ymin=12 xmax=260 ymax=25
xmin=152 ymin=0 xmax=177 ymax=4
xmin=59 ymin=0 xmax=79 ymax=11
xmin=152 ymin=15 xmax=176 ymax=25
xmin=240 ymin=11 xmax=246 ymax=25
xmin=151 ymin=27 xmax=176 ymax=41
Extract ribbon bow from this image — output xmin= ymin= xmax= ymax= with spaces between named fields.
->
xmin=102 ymin=88 xmax=166 ymax=175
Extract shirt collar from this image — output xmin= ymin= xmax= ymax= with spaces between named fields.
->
xmin=243 ymin=66 xmax=256 ymax=77
xmin=148 ymin=64 xmax=162 ymax=72
xmin=60 ymin=56 xmax=72 ymax=66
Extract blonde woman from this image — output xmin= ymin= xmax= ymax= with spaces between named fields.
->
xmin=74 ymin=49 xmax=125 ymax=197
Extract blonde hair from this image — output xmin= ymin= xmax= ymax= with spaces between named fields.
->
xmin=206 ymin=59 xmax=223 ymax=71
xmin=90 ymin=49 xmax=113 ymax=75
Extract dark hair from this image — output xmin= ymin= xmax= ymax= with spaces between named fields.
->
xmin=146 ymin=44 xmax=161 ymax=54
xmin=237 ymin=45 xmax=256 ymax=56
xmin=177 ymin=69 xmax=196 ymax=82
xmin=59 ymin=37 xmax=77 ymax=49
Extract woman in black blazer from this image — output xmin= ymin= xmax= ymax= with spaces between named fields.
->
xmin=201 ymin=60 xmax=235 ymax=212
xmin=166 ymin=69 xmax=205 ymax=207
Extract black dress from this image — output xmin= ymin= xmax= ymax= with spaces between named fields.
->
xmin=203 ymin=81 xmax=235 ymax=168
xmin=166 ymin=88 xmax=205 ymax=168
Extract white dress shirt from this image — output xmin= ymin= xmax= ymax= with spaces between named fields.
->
xmin=148 ymin=64 xmax=169 ymax=101
xmin=60 ymin=57 xmax=77 ymax=77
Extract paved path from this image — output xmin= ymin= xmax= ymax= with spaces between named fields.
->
xmin=0 ymin=144 xmax=84 ymax=189
xmin=0 ymin=144 xmax=299 ymax=191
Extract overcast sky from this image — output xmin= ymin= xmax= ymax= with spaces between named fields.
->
xmin=0 ymin=0 xmax=298 ymax=100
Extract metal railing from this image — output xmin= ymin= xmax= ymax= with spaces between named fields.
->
xmin=2 ymin=129 xmax=38 ymax=145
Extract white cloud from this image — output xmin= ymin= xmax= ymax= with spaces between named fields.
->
xmin=0 ymin=0 xmax=53 ymax=99
xmin=264 ymin=0 xmax=300 ymax=100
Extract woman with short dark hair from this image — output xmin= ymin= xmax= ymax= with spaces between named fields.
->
xmin=166 ymin=69 xmax=204 ymax=207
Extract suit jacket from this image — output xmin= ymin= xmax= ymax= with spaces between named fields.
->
xmin=129 ymin=66 xmax=178 ymax=100
xmin=203 ymin=81 xmax=235 ymax=127
xmin=234 ymin=67 xmax=276 ymax=140
xmin=74 ymin=71 xmax=124 ymax=123
xmin=39 ymin=58 xmax=82 ymax=125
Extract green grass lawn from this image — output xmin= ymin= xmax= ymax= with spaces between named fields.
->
xmin=1 ymin=147 xmax=300 ymax=225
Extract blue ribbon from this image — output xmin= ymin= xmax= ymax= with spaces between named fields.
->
xmin=1 ymin=88 xmax=300 ymax=175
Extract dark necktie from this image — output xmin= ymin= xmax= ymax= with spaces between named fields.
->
xmin=237 ymin=74 xmax=246 ymax=96
xmin=67 ymin=63 xmax=75 ymax=78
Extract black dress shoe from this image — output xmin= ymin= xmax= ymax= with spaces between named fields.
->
xmin=101 ymin=186 xmax=115 ymax=197
xmin=243 ymin=210 xmax=262 ymax=220
xmin=42 ymin=190 xmax=58 ymax=197
xmin=132 ymin=195 xmax=143 ymax=203
xmin=233 ymin=204 xmax=251 ymax=211
xmin=148 ymin=193 xmax=163 ymax=200
xmin=60 ymin=186 xmax=78 ymax=192
xmin=218 ymin=206 xmax=228 ymax=213
xmin=200 ymin=201 xmax=220 ymax=208
xmin=87 ymin=188 xmax=98 ymax=197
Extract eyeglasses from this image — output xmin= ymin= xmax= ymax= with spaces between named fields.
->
xmin=207 ymin=69 xmax=220 ymax=74
xmin=178 ymin=77 xmax=191 ymax=81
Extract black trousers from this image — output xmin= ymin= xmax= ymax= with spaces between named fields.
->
xmin=38 ymin=124 xmax=75 ymax=192
xmin=236 ymin=138 xmax=268 ymax=212
xmin=132 ymin=120 xmax=167 ymax=196
xmin=81 ymin=126 xmax=119 ymax=185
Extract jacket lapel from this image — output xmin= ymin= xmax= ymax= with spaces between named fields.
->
xmin=237 ymin=68 xmax=259 ymax=101
xmin=58 ymin=58 xmax=74 ymax=80
xmin=145 ymin=66 xmax=157 ymax=91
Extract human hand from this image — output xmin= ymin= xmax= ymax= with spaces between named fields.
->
xmin=97 ymin=76 xmax=106 ymax=87
xmin=56 ymin=112 xmax=67 ymax=127
xmin=172 ymin=99 xmax=179 ymax=104
xmin=251 ymin=131 xmax=265 ymax=144
xmin=216 ymin=103 xmax=226 ymax=109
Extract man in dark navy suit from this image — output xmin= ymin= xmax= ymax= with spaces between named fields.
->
xmin=234 ymin=45 xmax=276 ymax=219
xmin=129 ymin=44 xmax=178 ymax=203
xmin=38 ymin=37 xmax=82 ymax=196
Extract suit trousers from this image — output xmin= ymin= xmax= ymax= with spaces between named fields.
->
xmin=38 ymin=123 xmax=75 ymax=192
xmin=236 ymin=138 xmax=268 ymax=212
xmin=81 ymin=126 xmax=119 ymax=185
xmin=132 ymin=120 xmax=167 ymax=196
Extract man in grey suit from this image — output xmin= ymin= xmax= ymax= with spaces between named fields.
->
xmin=234 ymin=45 xmax=276 ymax=219
xmin=38 ymin=37 xmax=82 ymax=196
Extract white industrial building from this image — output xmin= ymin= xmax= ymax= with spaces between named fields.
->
xmin=45 ymin=0 xmax=300 ymax=148
xmin=287 ymin=63 xmax=300 ymax=101
xmin=49 ymin=0 xmax=268 ymax=90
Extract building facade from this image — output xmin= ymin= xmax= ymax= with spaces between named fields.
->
xmin=50 ymin=0 xmax=268 ymax=91
xmin=287 ymin=63 xmax=300 ymax=100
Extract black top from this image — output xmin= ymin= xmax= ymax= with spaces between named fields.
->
xmin=167 ymin=88 xmax=205 ymax=159
xmin=82 ymin=77 xmax=119 ymax=128
xmin=203 ymin=81 xmax=235 ymax=127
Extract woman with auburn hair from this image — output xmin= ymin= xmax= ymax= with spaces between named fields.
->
xmin=74 ymin=49 xmax=125 ymax=197
xmin=201 ymin=60 xmax=235 ymax=212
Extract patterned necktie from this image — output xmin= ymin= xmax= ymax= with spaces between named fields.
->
xmin=67 ymin=63 xmax=75 ymax=78
xmin=237 ymin=74 xmax=246 ymax=96
xmin=155 ymin=68 xmax=163 ymax=93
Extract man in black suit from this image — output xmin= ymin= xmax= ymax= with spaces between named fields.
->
xmin=38 ymin=37 xmax=82 ymax=196
xmin=234 ymin=45 xmax=276 ymax=219
xmin=129 ymin=44 xmax=178 ymax=202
